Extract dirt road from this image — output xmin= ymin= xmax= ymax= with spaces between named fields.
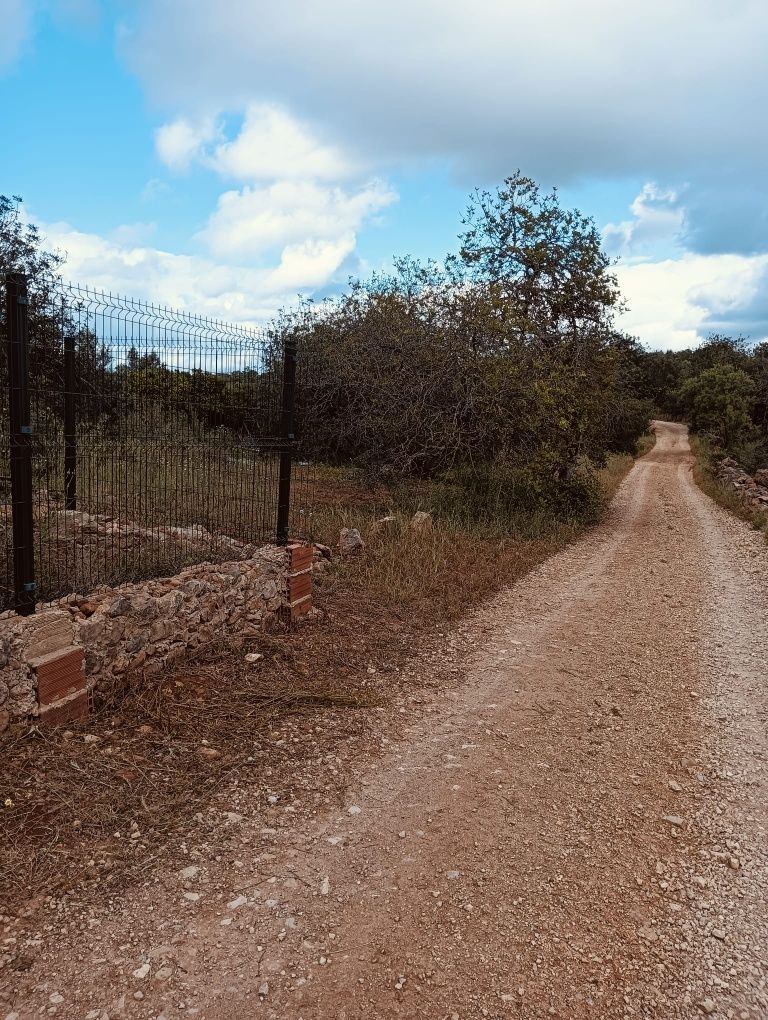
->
xmin=3 ymin=421 xmax=767 ymax=1019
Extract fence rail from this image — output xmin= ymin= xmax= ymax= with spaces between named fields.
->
xmin=0 ymin=273 xmax=313 ymax=614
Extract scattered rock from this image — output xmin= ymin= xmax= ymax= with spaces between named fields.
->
xmin=662 ymin=815 xmax=684 ymax=828
xmin=338 ymin=528 xmax=365 ymax=555
xmin=668 ymin=780 xmax=683 ymax=792
xmin=244 ymin=652 xmax=263 ymax=663
xmin=698 ymin=998 xmax=716 ymax=1014
xmin=132 ymin=963 xmax=150 ymax=980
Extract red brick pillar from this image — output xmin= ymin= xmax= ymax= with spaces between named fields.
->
xmin=286 ymin=543 xmax=313 ymax=620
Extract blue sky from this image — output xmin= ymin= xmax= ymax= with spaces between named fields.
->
xmin=2 ymin=0 xmax=768 ymax=349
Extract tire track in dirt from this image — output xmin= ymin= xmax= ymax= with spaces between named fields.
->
xmin=3 ymin=422 xmax=766 ymax=1020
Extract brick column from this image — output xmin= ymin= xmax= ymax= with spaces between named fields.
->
xmin=285 ymin=543 xmax=314 ymax=620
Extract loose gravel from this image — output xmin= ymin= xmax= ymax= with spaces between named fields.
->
xmin=0 ymin=422 xmax=765 ymax=1020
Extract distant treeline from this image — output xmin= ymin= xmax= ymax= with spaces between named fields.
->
xmin=4 ymin=184 xmax=766 ymax=519
xmin=635 ymin=337 xmax=768 ymax=469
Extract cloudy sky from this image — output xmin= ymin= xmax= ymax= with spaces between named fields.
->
xmin=2 ymin=0 xmax=767 ymax=349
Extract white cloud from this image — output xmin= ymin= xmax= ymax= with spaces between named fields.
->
xmin=156 ymin=105 xmax=359 ymax=182
xmin=603 ymin=184 xmax=685 ymax=258
xmin=210 ymin=105 xmax=360 ymax=182
xmin=199 ymin=178 xmax=396 ymax=261
xmin=0 ymin=0 xmax=31 ymax=69
xmin=153 ymin=104 xmax=393 ymax=280
xmin=38 ymin=177 xmax=396 ymax=323
xmin=155 ymin=116 xmax=219 ymax=172
xmin=124 ymin=0 xmax=768 ymax=189
xmin=40 ymin=219 xmax=294 ymax=322
xmin=616 ymin=252 xmax=768 ymax=350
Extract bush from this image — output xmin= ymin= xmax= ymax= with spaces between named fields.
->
xmin=677 ymin=364 xmax=754 ymax=449
xmin=430 ymin=457 xmax=604 ymax=535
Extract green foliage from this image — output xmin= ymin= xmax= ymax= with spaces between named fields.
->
xmin=676 ymin=364 xmax=754 ymax=448
xmin=0 ymin=195 xmax=110 ymax=420
xmin=631 ymin=332 xmax=768 ymax=468
xmin=457 ymin=172 xmax=622 ymax=340
xmin=285 ymin=174 xmax=649 ymax=510
xmin=431 ymin=458 xmax=604 ymax=535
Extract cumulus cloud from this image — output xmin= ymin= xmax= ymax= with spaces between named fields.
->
xmin=40 ymin=219 xmax=303 ymax=322
xmin=209 ymin=105 xmax=361 ymax=182
xmin=199 ymin=178 xmax=395 ymax=261
xmin=156 ymin=105 xmax=362 ymax=182
xmin=603 ymin=184 xmax=685 ymax=258
xmin=155 ymin=116 xmax=219 ymax=172
xmin=616 ymin=253 xmax=768 ymax=350
xmin=123 ymin=1 xmax=768 ymax=185
xmin=153 ymin=103 xmax=396 ymax=286
xmin=38 ymin=172 xmax=394 ymax=324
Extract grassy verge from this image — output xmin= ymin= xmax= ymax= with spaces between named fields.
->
xmin=0 ymin=451 xmax=639 ymax=913
xmin=304 ymin=451 xmax=637 ymax=624
xmin=635 ymin=430 xmax=657 ymax=458
xmin=690 ymin=436 xmax=768 ymax=535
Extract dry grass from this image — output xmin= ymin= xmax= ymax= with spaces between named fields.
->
xmin=0 ymin=451 xmax=638 ymax=913
xmin=691 ymin=437 xmax=768 ymax=536
xmin=0 ymin=634 xmax=382 ymax=909
xmin=635 ymin=431 xmax=658 ymax=458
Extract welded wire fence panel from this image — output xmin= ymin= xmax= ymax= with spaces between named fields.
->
xmin=0 ymin=310 xmax=12 ymax=610
xmin=0 ymin=276 xmax=313 ymax=611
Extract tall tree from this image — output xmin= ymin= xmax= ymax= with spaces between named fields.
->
xmin=457 ymin=171 xmax=621 ymax=344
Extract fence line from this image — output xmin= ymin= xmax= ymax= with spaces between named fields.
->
xmin=0 ymin=273 xmax=313 ymax=614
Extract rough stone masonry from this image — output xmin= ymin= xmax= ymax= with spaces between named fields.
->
xmin=716 ymin=457 xmax=768 ymax=513
xmin=0 ymin=542 xmax=314 ymax=731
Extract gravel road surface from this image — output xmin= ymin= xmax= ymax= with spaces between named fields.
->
xmin=2 ymin=421 xmax=766 ymax=1020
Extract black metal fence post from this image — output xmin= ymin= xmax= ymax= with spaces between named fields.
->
xmin=275 ymin=337 xmax=297 ymax=545
xmin=6 ymin=272 xmax=36 ymax=615
xmin=63 ymin=326 xmax=77 ymax=511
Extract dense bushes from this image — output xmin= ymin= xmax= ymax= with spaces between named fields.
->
xmin=285 ymin=174 xmax=652 ymax=516
xmin=638 ymin=335 xmax=768 ymax=467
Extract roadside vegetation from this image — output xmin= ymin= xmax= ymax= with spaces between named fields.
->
xmin=636 ymin=335 xmax=768 ymax=468
xmin=632 ymin=335 xmax=768 ymax=531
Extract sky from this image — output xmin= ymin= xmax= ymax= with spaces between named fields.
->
xmin=1 ymin=0 xmax=767 ymax=350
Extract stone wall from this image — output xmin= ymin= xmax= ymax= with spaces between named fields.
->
xmin=0 ymin=542 xmax=315 ymax=731
xmin=716 ymin=458 xmax=768 ymax=513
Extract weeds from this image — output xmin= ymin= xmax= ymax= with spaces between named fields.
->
xmin=691 ymin=436 xmax=768 ymax=536
xmin=0 ymin=450 xmax=639 ymax=911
